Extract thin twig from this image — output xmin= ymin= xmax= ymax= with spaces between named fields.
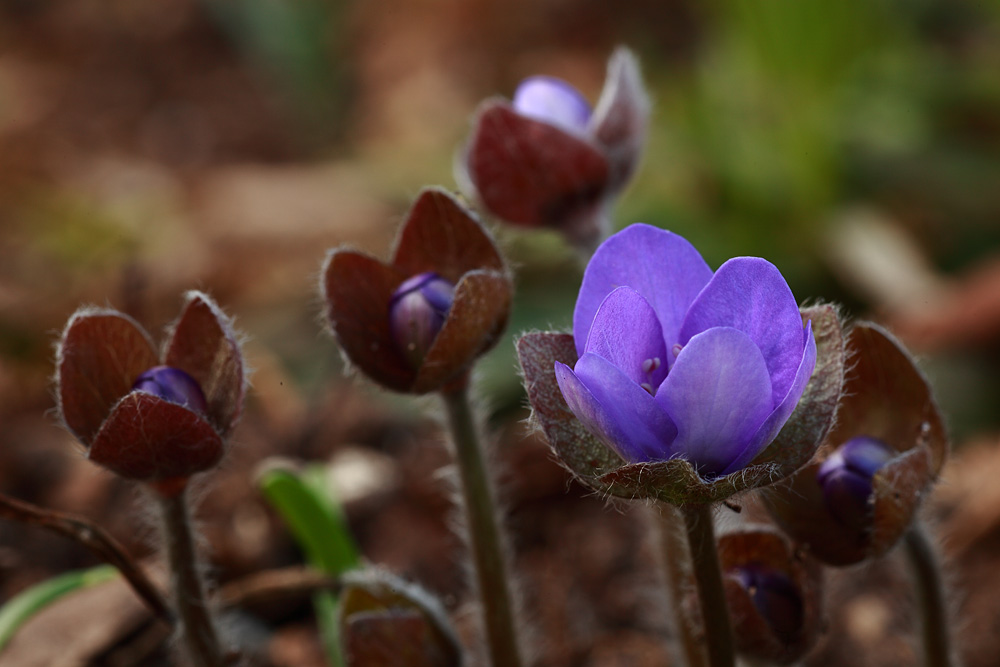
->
xmin=0 ymin=491 xmax=172 ymax=624
xmin=219 ymin=566 xmax=341 ymax=610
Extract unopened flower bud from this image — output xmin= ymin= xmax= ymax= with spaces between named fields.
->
xmin=132 ymin=366 xmax=208 ymax=415
xmin=389 ymin=272 xmax=455 ymax=369
xmin=728 ymin=565 xmax=804 ymax=643
xmin=513 ymin=76 xmax=592 ymax=133
xmin=817 ymin=436 xmax=894 ymax=534
xmin=717 ymin=528 xmax=822 ymax=664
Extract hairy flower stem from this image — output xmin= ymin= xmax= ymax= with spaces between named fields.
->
xmin=157 ymin=487 xmax=225 ymax=667
xmin=904 ymin=522 xmax=956 ymax=667
xmin=441 ymin=384 xmax=523 ymax=667
xmin=682 ymin=504 xmax=735 ymax=667
xmin=656 ymin=503 xmax=707 ymax=667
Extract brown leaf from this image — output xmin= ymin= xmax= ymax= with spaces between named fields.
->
xmin=89 ymin=392 xmax=224 ymax=481
xmin=164 ymin=291 xmax=245 ymax=437
xmin=58 ymin=310 xmax=158 ymax=446
xmin=392 ymin=188 xmax=504 ymax=283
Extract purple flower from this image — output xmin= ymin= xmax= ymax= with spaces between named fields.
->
xmin=555 ymin=224 xmax=817 ymax=477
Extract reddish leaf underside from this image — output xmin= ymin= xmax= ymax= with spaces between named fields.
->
xmin=468 ymin=103 xmax=609 ymax=228
xmin=89 ymin=392 xmax=224 ymax=481
xmin=165 ymin=293 xmax=244 ymax=437
xmin=59 ymin=311 xmax=158 ymax=446
xmin=392 ymin=188 xmax=504 ymax=284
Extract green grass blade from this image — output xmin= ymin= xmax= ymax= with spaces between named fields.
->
xmin=0 ymin=565 xmax=119 ymax=651
xmin=259 ymin=464 xmax=362 ymax=667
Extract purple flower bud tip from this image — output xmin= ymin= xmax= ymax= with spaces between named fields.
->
xmin=730 ymin=564 xmax=804 ymax=641
xmin=132 ymin=366 xmax=208 ymax=415
xmin=389 ymin=272 xmax=455 ymax=369
xmin=817 ymin=436 xmax=894 ymax=533
xmin=512 ymin=76 xmax=592 ymax=133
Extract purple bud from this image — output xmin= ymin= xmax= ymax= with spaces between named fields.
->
xmin=512 ymin=76 xmax=592 ymax=133
xmin=132 ymin=365 xmax=208 ymax=415
xmin=729 ymin=564 xmax=804 ymax=642
xmin=389 ymin=272 xmax=455 ymax=369
xmin=817 ymin=436 xmax=895 ymax=533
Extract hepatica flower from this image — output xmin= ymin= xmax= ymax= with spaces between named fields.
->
xmin=518 ymin=225 xmax=844 ymax=505
xmin=323 ymin=187 xmax=512 ymax=394
xmin=56 ymin=292 xmax=245 ymax=489
xmin=459 ymin=47 xmax=649 ymax=248
xmin=557 ymin=224 xmax=816 ymax=477
xmin=762 ymin=324 xmax=947 ymax=565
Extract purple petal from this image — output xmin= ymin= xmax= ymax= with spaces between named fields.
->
xmin=556 ymin=355 xmax=677 ymax=462
xmin=573 ymin=224 xmax=713 ymax=357
xmin=722 ymin=321 xmax=818 ymax=474
xmin=656 ymin=327 xmax=773 ymax=476
xmin=513 ymin=76 xmax=592 ymax=133
xmin=678 ymin=257 xmax=805 ymax=405
xmin=583 ymin=287 xmax=668 ymax=390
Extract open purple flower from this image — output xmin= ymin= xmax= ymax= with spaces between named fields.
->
xmin=554 ymin=224 xmax=817 ymax=478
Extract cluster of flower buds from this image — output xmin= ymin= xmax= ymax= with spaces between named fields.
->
xmin=56 ymin=292 xmax=245 ymax=494
xmin=762 ymin=323 xmax=948 ymax=565
xmin=458 ymin=48 xmax=650 ymax=249
xmin=322 ymin=187 xmax=512 ymax=395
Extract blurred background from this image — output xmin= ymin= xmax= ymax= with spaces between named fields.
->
xmin=1 ymin=0 xmax=999 ymax=665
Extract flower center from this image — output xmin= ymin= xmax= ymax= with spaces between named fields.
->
xmin=640 ymin=356 xmax=661 ymax=395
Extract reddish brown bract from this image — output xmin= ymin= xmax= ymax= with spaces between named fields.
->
xmin=762 ymin=323 xmax=948 ymax=565
xmin=322 ymin=187 xmax=512 ymax=394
